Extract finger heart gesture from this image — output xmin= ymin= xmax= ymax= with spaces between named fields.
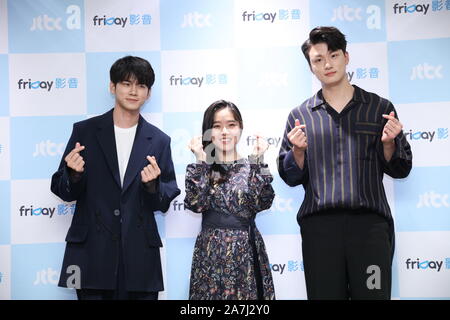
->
xmin=65 ymin=142 xmax=85 ymax=173
xmin=381 ymin=111 xmax=403 ymax=144
xmin=287 ymin=119 xmax=307 ymax=152
xmin=141 ymin=156 xmax=161 ymax=183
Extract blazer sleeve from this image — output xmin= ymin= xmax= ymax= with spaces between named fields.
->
xmin=142 ymin=137 xmax=181 ymax=213
xmin=50 ymin=123 xmax=87 ymax=202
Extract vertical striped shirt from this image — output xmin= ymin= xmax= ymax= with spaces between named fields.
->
xmin=277 ymin=85 xmax=412 ymax=222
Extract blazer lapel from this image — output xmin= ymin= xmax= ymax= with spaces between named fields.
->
xmin=96 ymin=109 xmax=121 ymax=189
xmin=122 ymin=115 xmax=153 ymax=194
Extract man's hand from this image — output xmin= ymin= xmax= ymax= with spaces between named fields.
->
xmin=288 ymin=119 xmax=307 ymax=152
xmin=381 ymin=111 xmax=402 ymax=162
xmin=141 ymin=156 xmax=161 ymax=183
xmin=287 ymin=119 xmax=307 ymax=169
xmin=65 ymin=142 xmax=85 ymax=173
xmin=382 ymin=111 xmax=403 ymax=144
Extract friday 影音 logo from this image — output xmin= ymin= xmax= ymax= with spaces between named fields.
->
xmin=19 ymin=203 xmax=75 ymax=219
xmin=404 ymin=128 xmax=449 ymax=142
xmin=241 ymin=8 xmax=301 ymax=23
xmin=169 ymin=73 xmax=228 ymax=88
xmin=17 ymin=77 xmax=79 ymax=92
xmin=393 ymin=1 xmax=450 ymax=15
xmin=269 ymin=260 xmax=304 ymax=275
xmin=405 ymin=257 xmax=450 ymax=271
xmin=347 ymin=67 xmax=380 ymax=82
xmin=92 ymin=14 xmax=152 ymax=28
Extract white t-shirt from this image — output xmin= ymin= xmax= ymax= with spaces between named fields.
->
xmin=114 ymin=124 xmax=138 ymax=187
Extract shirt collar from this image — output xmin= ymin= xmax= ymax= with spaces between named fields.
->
xmin=308 ymin=85 xmax=368 ymax=110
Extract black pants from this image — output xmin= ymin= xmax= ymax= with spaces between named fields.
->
xmin=76 ymin=239 xmax=158 ymax=300
xmin=299 ymin=209 xmax=394 ymax=300
xmin=76 ymin=289 xmax=158 ymax=300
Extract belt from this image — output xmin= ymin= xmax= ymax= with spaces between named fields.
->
xmin=202 ymin=210 xmax=264 ymax=300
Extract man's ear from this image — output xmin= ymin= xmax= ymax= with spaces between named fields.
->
xmin=344 ymin=51 xmax=350 ymax=65
xmin=109 ymin=81 xmax=116 ymax=94
xmin=146 ymin=88 xmax=152 ymax=100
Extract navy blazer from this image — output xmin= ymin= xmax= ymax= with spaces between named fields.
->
xmin=51 ymin=109 xmax=180 ymax=292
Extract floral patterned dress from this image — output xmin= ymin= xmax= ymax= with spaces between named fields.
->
xmin=184 ymin=157 xmax=276 ymax=300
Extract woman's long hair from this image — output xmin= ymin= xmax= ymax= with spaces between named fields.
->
xmin=201 ymin=100 xmax=243 ymax=184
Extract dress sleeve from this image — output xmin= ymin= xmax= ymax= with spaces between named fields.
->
xmin=184 ymin=162 xmax=212 ymax=213
xmin=246 ymin=159 xmax=275 ymax=213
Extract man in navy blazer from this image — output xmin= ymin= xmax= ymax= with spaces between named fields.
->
xmin=51 ymin=56 xmax=180 ymax=300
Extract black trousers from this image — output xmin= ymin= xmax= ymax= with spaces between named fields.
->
xmin=299 ymin=209 xmax=394 ymax=300
xmin=76 ymin=239 xmax=158 ymax=300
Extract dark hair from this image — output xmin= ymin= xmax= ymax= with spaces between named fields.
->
xmin=110 ymin=56 xmax=155 ymax=89
xmin=201 ymin=100 xmax=243 ymax=184
xmin=301 ymin=26 xmax=347 ymax=66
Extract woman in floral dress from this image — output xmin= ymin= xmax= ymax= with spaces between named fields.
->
xmin=184 ymin=99 xmax=276 ymax=300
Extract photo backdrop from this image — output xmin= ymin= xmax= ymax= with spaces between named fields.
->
xmin=1 ymin=0 xmax=450 ymax=300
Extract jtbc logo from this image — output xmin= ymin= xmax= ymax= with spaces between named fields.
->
xmin=181 ymin=12 xmax=212 ymax=28
xmin=33 ymin=140 xmax=65 ymax=157
xmin=30 ymin=5 xmax=81 ymax=31
xmin=257 ymin=72 xmax=288 ymax=87
xmin=410 ymin=63 xmax=443 ymax=80
xmin=268 ymin=196 xmax=294 ymax=213
xmin=417 ymin=191 xmax=449 ymax=208
xmin=33 ymin=266 xmax=80 ymax=288
xmin=33 ymin=268 xmax=59 ymax=285
xmin=331 ymin=5 xmax=381 ymax=29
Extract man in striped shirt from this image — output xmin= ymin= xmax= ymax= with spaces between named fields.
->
xmin=277 ymin=26 xmax=412 ymax=299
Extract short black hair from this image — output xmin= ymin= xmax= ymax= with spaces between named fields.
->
xmin=301 ymin=26 xmax=347 ymax=66
xmin=110 ymin=56 xmax=155 ymax=88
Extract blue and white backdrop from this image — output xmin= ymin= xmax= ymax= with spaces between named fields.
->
xmin=0 ymin=0 xmax=450 ymax=300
